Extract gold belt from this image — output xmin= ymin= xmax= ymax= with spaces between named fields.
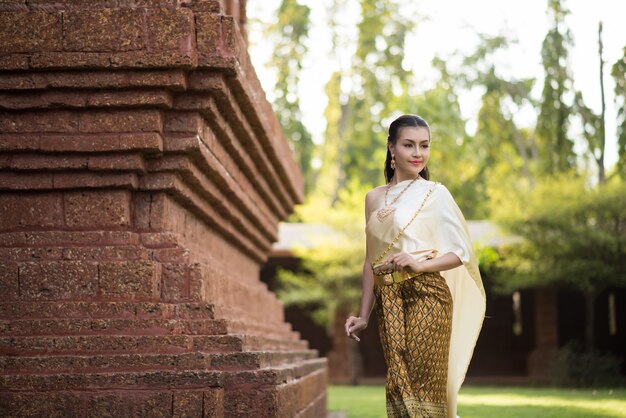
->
xmin=374 ymin=270 xmax=423 ymax=286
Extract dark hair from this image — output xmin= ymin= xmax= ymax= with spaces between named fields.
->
xmin=385 ymin=114 xmax=431 ymax=183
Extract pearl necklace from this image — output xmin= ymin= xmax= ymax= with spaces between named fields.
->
xmin=376 ymin=176 xmax=421 ymax=222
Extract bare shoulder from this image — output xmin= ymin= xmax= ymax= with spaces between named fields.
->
xmin=365 ymin=185 xmax=386 ymax=206
xmin=366 ymin=184 xmax=386 ymax=199
xmin=364 ymin=185 xmax=385 ymax=219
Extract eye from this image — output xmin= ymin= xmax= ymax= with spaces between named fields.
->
xmin=404 ymin=143 xmax=413 ymax=148
xmin=421 ymin=143 xmax=430 ymax=149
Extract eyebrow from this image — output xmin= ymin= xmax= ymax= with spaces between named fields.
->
xmin=401 ymin=138 xmax=429 ymax=143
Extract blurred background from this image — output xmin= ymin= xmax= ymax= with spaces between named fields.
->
xmin=248 ymin=0 xmax=626 ymax=388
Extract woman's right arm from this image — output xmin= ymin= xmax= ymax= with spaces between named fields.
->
xmin=345 ymin=190 xmax=377 ymax=342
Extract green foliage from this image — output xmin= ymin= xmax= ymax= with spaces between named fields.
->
xmin=276 ymin=179 xmax=369 ymax=327
xmin=267 ymin=0 xmax=316 ymax=194
xmin=487 ymin=175 xmax=626 ymax=294
xmin=336 ymin=0 xmax=414 ymax=188
xmin=612 ymin=46 xmax=626 ymax=179
xmin=536 ymin=0 xmax=576 ymax=173
xmin=550 ymin=341 xmax=624 ymax=387
xmin=454 ymin=34 xmax=537 ymax=218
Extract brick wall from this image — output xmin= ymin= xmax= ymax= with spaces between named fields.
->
xmin=0 ymin=1 xmax=327 ymax=416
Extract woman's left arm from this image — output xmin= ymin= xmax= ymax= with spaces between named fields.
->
xmin=386 ymin=251 xmax=462 ymax=274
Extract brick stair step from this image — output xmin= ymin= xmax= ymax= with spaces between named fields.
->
xmin=0 ymin=334 xmax=245 ymax=356
xmin=0 ymin=358 xmax=328 ymax=392
xmin=0 ymin=350 xmax=319 ymax=375
xmin=0 ymin=332 xmax=310 ymax=356
xmin=0 ymin=301 xmax=216 ymax=320
xmin=0 ymin=318 xmax=230 ymax=336
xmin=238 ymin=334 xmax=309 ymax=351
xmin=225 ymin=319 xmax=301 ymax=341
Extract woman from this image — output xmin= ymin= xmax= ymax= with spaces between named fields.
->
xmin=344 ymin=114 xmax=486 ymax=418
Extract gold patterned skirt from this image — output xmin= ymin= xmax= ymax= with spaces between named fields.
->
xmin=374 ymin=272 xmax=453 ymax=418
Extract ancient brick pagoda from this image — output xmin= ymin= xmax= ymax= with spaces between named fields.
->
xmin=0 ymin=1 xmax=327 ymax=416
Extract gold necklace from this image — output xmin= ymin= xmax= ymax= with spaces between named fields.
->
xmin=376 ymin=176 xmax=421 ymax=222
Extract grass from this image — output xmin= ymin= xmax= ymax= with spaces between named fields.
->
xmin=328 ymin=385 xmax=626 ymax=418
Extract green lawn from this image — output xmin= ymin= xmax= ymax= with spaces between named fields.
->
xmin=328 ymin=385 xmax=626 ymax=418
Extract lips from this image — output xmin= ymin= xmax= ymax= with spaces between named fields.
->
xmin=409 ymin=160 xmax=422 ymax=165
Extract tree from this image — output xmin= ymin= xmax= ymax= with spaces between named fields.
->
xmin=486 ymin=175 xmax=626 ymax=352
xmin=536 ymin=0 xmax=576 ymax=174
xmin=573 ymin=22 xmax=607 ymax=184
xmin=267 ymin=0 xmax=316 ymax=194
xmin=612 ymin=46 xmax=626 ymax=178
xmin=339 ymin=0 xmax=414 ymax=187
xmin=454 ymin=34 xmax=537 ymax=217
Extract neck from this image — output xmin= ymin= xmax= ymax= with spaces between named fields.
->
xmin=391 ymin=171 xmax=420 ymax=185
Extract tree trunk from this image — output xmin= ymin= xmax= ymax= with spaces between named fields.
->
xmin=598 ymin=21 xmax=607 ymax=184
xmin=584 ymin=290 xmax=596 ymax=352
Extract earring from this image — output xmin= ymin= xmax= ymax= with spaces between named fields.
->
xmin=390 ymin=155 xmax=396 ymax=169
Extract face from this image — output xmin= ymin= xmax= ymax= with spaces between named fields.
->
xmin=389 ymin=126 xmax=430 ymax=176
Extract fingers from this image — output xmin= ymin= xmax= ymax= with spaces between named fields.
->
xmin=344 ymin=316 xmax=356 ymax=334
xmin=344 ymin=316 xmax=363 ymax=342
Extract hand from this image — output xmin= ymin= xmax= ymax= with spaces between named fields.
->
xmin=385 ymin=251 xmax=426 ymax=274
xmin=345 ymin=315 xmax=367 ymax=342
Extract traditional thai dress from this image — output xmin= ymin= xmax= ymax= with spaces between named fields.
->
xmin=365 ymin=178 xmax=486 ymax=418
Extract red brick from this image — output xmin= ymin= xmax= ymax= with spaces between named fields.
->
xmin=60 ymin=245 xmax=148 ymax=261
xmin=79 ymin=110 xmax=162 ymax=133
xmin=0 ymin=172 xmax=54 ymax=190
xmin=146 ymin=7 xmax=195 ymax=52
xmin=163 ymin=111 xmax=204 ymax=133
xmin=195 ymin=12 xmax=223 ymax=58
xmin=64 ymin=190 xmax=131 ymax=228
xmin=26 ymin=0 xmax=119 ymax=8
xmin=108 ymin=49 xmax=197 ymax=68
xmin=63 ymin=9 xmax=144 ymax=52
xmin=140 ymin=232 xmax=181 ymax=247
xmin=53 ymin=172 xmax=138 ymax=189
xmin=102 ymin=245 xmax=150 ymax=260
xmin=0 ymin=73 xmax=43 ymax=89
xmin=163 ymin=134 xmax=199 ymax=152
xmin=87 ymin=153 xmax=146 ymax=172
xmin=120 ymin=132 xmax=164 ymax=152
xmin=203 ymin=388 xmax=225 ymax=418
xmin=0 ymin=133 xmax=40 ymax=151
xmin=0 ymin=392 xmax=84 ymax=418
xmin=0 ymin=90 xmax=87 ymax=109
xmin=0 ymin=2 xmax=28 ymax=12
xmin=0 ymin=261 xmax=18 ymax=301
xmin=87 ymin=391 xmax=173 ymax=418
xmin=8 ymin=154 xmax=88 ymax=170
xmin=0 ymin=110 xmax=78 ymax=132
xmin=0 ymin=247 xmax=63 ymax=261
xmin=18 ymin=260 xmax=98 ymax=300
xmin=161 ymin=263 xmax=187 ymax=302
xmin=126 ymin=70 xmax=187 ymax=89
xmin=0 ymin=230 xmax=139 ymax=247
xmin=86 ymin=90 xmax=173 ymax=108
xmin=40 ymin=133 xmax=120 ymax=152
xmin=0 ymin=53 xmax=29 ymax=70
xmin=188 ymin=263 xmax=205 ymax=302
xmin=99 ymin=260 xmax=160 ymax=299
xmin=132 ymin=192 xmax=152 ymax=230
xmin=29 ymin=51 xmax=113 ymax=69
xmin=0 ymin=192 xmax=63 ymax=230
xmin=173 ymin=391 xmax=203 ymax=418
xmin=153 ymin=247 xmax=188 ymax=263
xmin=0 ymin=11 xmax=62 ymax=53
